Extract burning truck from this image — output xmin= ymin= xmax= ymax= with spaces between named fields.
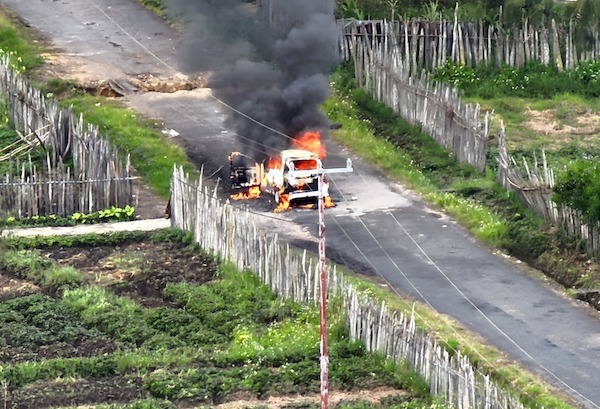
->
xmin=229 ymin=131 xmax=334 ymax=212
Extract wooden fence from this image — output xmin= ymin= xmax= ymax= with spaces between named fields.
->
xmin=343 ymin=22 xmax=489 ymax=172
xmin=257 ymin=0 xmax=335 ymax=37
xmin=0 ymin=58 xmax=134 ymax=217
xmin=170 ymin=165 xmax=527 ymax=409
xmin=341 ymin=15 xmax=600 ymax=74
xmin=496 ymin=126 xmax=600 ymax=259
xmin=342 ymin=18 xmax=600 ymax=260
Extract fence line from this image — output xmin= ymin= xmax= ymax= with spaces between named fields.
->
xmin=0 ymin=58 xmax=134 ymax=217
xmin=343 ymin=21 xmax=489 ymax=172
xmin=340 ymin=15 xmax=600 ymax=74
xmin=170 ymin=166 xmax=527 ymax=409
xmin=259 ymin=4 xmax=600 ymax=261
xmin=496 ymin=126 xmax=600 ymax=259
xmin=343 ymin=18 xmax=600 ymax=262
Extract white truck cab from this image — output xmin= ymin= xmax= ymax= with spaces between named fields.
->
xmin=265 ymin=149 xmax=328 ymax=202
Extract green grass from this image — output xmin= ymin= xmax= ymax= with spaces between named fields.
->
xmin=0 ymin=11 xmax=44 ymax=72
xmin=0 ymin=249 xmax=84 ymax=294
xmin=63 ymin=96 xmax=197 ymax=198
xmin=323 ymin=68 xmax=579 ymax=408
xmin=0 ymin=236 xmax=442 ymax=407
xmin=323 ymin=71 xmax=507 ymax=248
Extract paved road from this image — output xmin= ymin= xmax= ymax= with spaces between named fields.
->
xmin=2 ymin=1 xmax=600 ymax=407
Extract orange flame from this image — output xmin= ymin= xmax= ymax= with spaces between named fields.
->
xmin=292 ymin=130 xmax=326 ymax=158
xmin=230 ymin=185 xmax=261 ymax=200
xmin=274 ymin=190 xmax=290 ymax=213
xmin=293 ymin=158 xmax=318 ymax=170
xmin=266 ymin=156 xmax=282 ymax=170
xmin=324 ymin=195 xmax=336 ymax=208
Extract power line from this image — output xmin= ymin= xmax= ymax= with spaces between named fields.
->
xmin=326 ymin=170 xmax=600 ymax=408
xmin=85 ymin=3 xmax=600 ymax=407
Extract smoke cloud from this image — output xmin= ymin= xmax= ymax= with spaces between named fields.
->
xmin=164 ymin=0 xmax=339 ymax=160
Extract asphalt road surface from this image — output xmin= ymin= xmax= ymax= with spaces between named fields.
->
xmin=2 ymin=0 xmax=600 ymax=407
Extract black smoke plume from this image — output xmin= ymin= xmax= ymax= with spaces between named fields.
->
xmin=165 ymin=0 xmax=339 ymax=161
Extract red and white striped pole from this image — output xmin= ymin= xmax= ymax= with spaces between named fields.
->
xmin=286 ymin=159 xmax=352 ymax=409
xmin=318 ymin=173 xmax=328 ymax=409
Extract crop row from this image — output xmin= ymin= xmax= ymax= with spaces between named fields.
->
xmin=0 ymin=233 xmax=442 ymax=407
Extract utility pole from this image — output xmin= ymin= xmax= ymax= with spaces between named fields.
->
xmin=288 ymin=158 xmax=353 ymax=409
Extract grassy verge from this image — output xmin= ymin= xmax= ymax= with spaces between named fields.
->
xmin=324 ymin=66 xmax=596 ymax=289
xmin=61 ymin=96 xmax=196 ymax=198
xmin=0 ymin=5 xmax=197 ymax=199
xmin=323 ymin=68 xmax=510 ymax=248
xmin=0 ymin=7 xmax=44 ymax=72
xmin=323 ymin=68 xmax=582 ymax=408
xmin=336 ymin=265 xmax=573 ymax=409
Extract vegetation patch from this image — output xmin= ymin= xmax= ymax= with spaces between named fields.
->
xmin=0 ymin=206 xmax=136 ymax=228
xmin=5 ymin=376 xmax=145 ymax=409
xmin=0 ymin=231 xmax=442 ymax=408
xmin=0 ymin=294 xmax=116 ymax=364
xmin=324 ymin=65 xmax=600 ymax=292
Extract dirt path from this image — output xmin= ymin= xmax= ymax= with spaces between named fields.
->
xmin=1 ymin=218 xmax=170 ymax=238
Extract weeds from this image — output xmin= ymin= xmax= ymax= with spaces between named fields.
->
xmin=0 ymin=254 xmax=439 ymax=407
xmin=0 ymin=249 xmax=83 ymax=294
xmin=0 ymin=13 xmax=44 ymax=72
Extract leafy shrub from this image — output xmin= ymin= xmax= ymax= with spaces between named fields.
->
xmin=552 ymin=159 xmax=600 ymax=223
xmin=0 ymin=205 xmax=136 ymax=227
xmin=432 ymin=59 xmax=600 ymax=99
xmin=432 ymin=59 xmax=479 ymax=89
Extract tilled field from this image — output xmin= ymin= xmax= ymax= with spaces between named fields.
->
xmin=0 ymin=234 xmax=432 ymax=409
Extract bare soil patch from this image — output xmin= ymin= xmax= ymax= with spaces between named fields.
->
xmin=6 ymin=375 xmax=145 ymax=409
xmin=522 ymin=107 xmax=600 ymax=144
xmin=0 ymin=274 xmax=39 ymax=302
xmin=42 ymin=240 xmax=217 ymax=307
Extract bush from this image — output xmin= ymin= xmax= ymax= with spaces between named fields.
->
xmin=42 ymin=266 xmax=83 ymax=294
xmin=552 ymin=159 xmax=600 ymax=223
xmin=432 ymin=59 xmax=600 ymax=99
